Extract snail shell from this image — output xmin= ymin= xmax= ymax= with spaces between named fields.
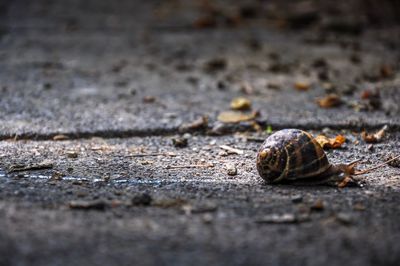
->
xmin=256 ymin=129 xmax=346 ymax=184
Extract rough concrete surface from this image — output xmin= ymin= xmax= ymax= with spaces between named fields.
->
xmin=0 ymin=0 xmax=400 ymax=265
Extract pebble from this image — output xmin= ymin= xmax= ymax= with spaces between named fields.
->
xmin=225 ymin=163 xmax=237 ymax=176
xmin=183 ymin=133 xmax=192 ymax=139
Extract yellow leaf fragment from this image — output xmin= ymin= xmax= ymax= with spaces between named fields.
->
xmin=230 ymin=97 xmax=252 ymax=110
xmin=315 ymin=134 xmax=346 ymax=149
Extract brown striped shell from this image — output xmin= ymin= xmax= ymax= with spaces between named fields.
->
xmin=256 ymin=129 xmax=334 ymax=184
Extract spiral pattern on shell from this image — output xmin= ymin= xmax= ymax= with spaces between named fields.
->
xmin=256 ymin=129 xmax=332 ymax=183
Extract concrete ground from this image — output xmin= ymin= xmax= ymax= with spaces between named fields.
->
xmin=0 ymin=1 xmax=399 ymax=265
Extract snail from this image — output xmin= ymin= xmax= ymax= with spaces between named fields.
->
xmin=256 ymin=129 xmax=400 ymax=186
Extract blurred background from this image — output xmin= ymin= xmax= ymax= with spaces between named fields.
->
xmin=1 ymin=0 xmax=399 ymax=33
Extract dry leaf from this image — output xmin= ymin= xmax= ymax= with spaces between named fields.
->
xmin=230 ymin=97 xmax=251 ymax=110
xmin=316 ymin=94 xmax=342 ymax=108
xmin=315 ymin=134 xmax=346 ymax=149
xmin=294 ymin=81 xmax=310 ymax=91
xmin=217 ymin=111 xmax=256 ymax=123
xmin=179 ymin=116 xmax=208 ymax=132
xmin=53 ymin=134 xmax=69 ymax=141
xmin=361 ymin=125 xmax=387 ymax=143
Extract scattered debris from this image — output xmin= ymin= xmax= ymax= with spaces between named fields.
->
xmin=268 ymin=61 xmax=291 ymax=73
xmin=317 ymin=69 xmax=329 ymax=81
xmin=256 ymin=214 xmax=296 ymax=224
xmin=251 ymin=121 xmax=262 ymax=132
xmin=322 ymin=83 xmax=336 ymax=93
xmin=182 ymin=202 xmax=218 ymax=215
xmin=8 ymin=161 xmax=54 ymax=173
xmin=342 ymin=84 xmax=357 ymax=95
xmin=172 ymin=137 xmax=188 ymax=148
xmin=127 ymin=152 xmax=168 ymax=157
xmin=321 ymin=19 xmax=363 ymax=35
xmin=202 ymin=213 xmax=213 ymax=223
xmin=353 ymin=203 xmax=366 ymax=211
xmin=385 ymin=153 xmax=400 ymax=168
xmin=361 ymin=125 xmax=388 ymax=143
xmin=316 ymin=93 xmax=342 ymax=108
xmin=294 ymin=81 xmax=310 ymax=91
xmin=132 ymin=193 xmax=152 ymax=206
xmin=360 ymin=89 xmax=381 ymax=110
xmin=69 ymin=200 xmax=106 ymax=210
xmin=291 ymin=195 xmax=303 ymax=203
xmin=380 ymin=64 xmax=394 ymax=78
xmin=193 ymin=16 xmax=217 ymax=29
xmin=266 ymin=82 xmax=281 ymax=90
xmin=90 ymin=145 xmax=111 ymax=151
xmin=310 ymin=199 xmax=324 ymax=211
xmin=43 ymin=82 xmax=52 ymax=90
xmin=240 ymin=81 xmax=255 ymax=95
xmin=217 ymin=111 xmax=257 ymax=123
xmin=53 ymin=134 xmax=69 ymax=141
xmin=230 ymin=97 xmax=252 ymax=110
xmin=312 ymin=58 xmax=328 ymax=68
xmin=315 ymin=134 xmax=346 ymax=149
xmin=143 ymin=96 xmax=156 ymax=103
xmin=111 ymin=59 xmax=128 ymax=73
xmin=219 ymin=145 xmax=244 ymax=155
xmin=203 ymin=58 xmax=227 ymax=73
xmin=245 ymin=136 xmax=265 ymax=142
xmin=335 ymin=213 xmax=353 ymax=225
xmin=51 ymin=171 xmax=64 ymax=180
xmin=255 ymin=213 xmax=309 ymax=224
xmin=115 ymin=80 xmax=128 ymax=87
xmin=361 ymin=89 xmax=379 ymax=100
xmin=66 ymin=151 xmax=78 ymax=158
xmin=179 ymin=116 xmax=208 ymax=132
xmin=225 ymin=162 xmax=237 ymax=176
xmin=152 ymin=198 xmax=187 ymax=208
xmin=166 ymin=163 xmax=214 ymax=169
xmin=349 ymin=53 xmax=361 ymax=64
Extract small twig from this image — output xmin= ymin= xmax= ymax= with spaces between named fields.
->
xmin=8 ymin=161 xmax=53 ymax=173
xmin=354 ymin=154 xmax=400 ymax=175
xmin=127 ymin=152 xmax=176 ymax=157
xmin=219 ymin=145 xmax=244 ymax=155
xmin=128 ymin=153 xmax=165 ymax=157
xmin=166 ymin=163 xmax=214 ymax=169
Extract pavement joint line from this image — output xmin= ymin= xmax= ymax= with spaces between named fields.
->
xmin=0 ymin=122 xmax=397 ymax=141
